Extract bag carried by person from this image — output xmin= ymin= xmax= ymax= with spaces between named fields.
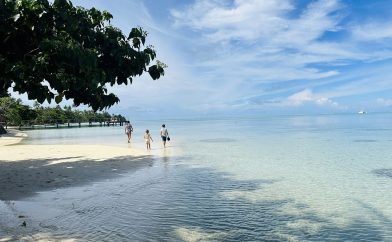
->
xmin=167 ymin=136 xmax=170 ymax=141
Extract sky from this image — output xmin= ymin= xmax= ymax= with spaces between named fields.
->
xmin=13 ymin=0 xmax=392 ymax=118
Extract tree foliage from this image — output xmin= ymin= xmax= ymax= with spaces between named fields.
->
xmin=0 ymin=97 xmax=35 ymax=125
xmin=0 ymin=97 xmax=126 ymax=126
xmin=0 ymin=0 xmax=166 ymax=111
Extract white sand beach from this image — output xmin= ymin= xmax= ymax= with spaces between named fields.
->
xmin=0 ymin=130 xmax=159 ymax=240
xmin=0 ymin=130 xmax=28 ymax=146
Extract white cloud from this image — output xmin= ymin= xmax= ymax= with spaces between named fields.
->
xmin=168 ymin=0 xmax=392 ymax=113
xmin=318 ymin=64 xmax=392 ymax=99
xmin=286 ymin=89 xmax=338 ymax=107
xmin=288 ymin=89 xmax=314 ymax=105
xmin=171 ymin=0 xmax=294 ymax=43
xmin=170 ymin=0 xmax=346 ymax=91
xmin=377 ymin=98 xmax=392 ymax=107
xmin=352 ymin=21 xmax=392 ymax=42
xmin=172 ymin=0 xmax=342 ymax=48
xmin=171 ymin=0 xmax=392 ymax=76
xmin=272 ymin=0 xmax=342 ymax=49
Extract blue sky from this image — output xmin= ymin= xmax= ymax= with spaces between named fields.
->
xmin=14 ymin=0 xmax=392 ymax=118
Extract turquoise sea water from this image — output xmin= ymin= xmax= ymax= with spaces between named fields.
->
xmin=6 ymin=114 xmax=392 ymax=241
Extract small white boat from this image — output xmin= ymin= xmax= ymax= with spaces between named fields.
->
xmin=358 ymin=110 xmax=366 ymax=114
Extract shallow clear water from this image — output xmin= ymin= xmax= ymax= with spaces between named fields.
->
xmin=5 ymin=114 xmax=392 ymax=241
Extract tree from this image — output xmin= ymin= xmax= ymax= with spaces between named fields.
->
xmin=0 ymin=97 xmax=36 ymax=126
xmin=0 ymin=96 xmax=10 ymax=134
xmin=0 ymin=0 xmax=166 ymax=111
xmin=1 ymin=97 xmax=126 ymax=127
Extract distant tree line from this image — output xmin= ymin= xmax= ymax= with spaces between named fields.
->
xmin=0 ymin=97 xmax=126 ymax=127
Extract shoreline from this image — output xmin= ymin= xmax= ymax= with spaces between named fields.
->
xmin=0 ymin=130 xmax=169 ymax=240
xmin=0 ymin=129 xmax=28 ymax=146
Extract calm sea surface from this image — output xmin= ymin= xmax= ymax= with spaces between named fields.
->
xmin=9 ymin=114 xmax=392 ymax=241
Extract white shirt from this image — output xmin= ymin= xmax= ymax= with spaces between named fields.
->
xmin=160 ymin=128 xmax=168 ymax=137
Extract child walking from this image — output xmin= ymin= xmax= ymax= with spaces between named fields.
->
xmin=144 ymin=129 xmax=153 ymax=150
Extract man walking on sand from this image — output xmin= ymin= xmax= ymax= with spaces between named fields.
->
xmin=160 ymin=124 xmax=169 ymax=148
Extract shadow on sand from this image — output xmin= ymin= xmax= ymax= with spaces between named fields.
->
xmin=0 ymin=155 xmax=154 ymax=201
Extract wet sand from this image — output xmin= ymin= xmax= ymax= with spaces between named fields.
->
xmin=0 ymin=129 xmax=27 ymax=146
xmin=0 ymin=131 xmax=156 ymax=241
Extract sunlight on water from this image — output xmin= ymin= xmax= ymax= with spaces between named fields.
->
xmin=174 ymin=227 xmax=228 ymax=242
xmin=7 ymin=114 xmax=392 ymax=241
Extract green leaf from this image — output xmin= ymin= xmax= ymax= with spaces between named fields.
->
xmin=37 ymin=95 xmax=45 ymax=104
xmin=2 ymin=0 xmax=165 ymax=111
xmin=132 ymin=38 xmax=140 ymax=49
xmin=148 ymin=65 xmax=160 ymax=80
xmin=128 ymin=28 xmax=141 ymax=40
xmin=55 ymin=94 xmax=63 ymax=104
xmin=102 ymin=11 xmax=113 ymax=21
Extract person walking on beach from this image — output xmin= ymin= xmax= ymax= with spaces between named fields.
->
xmin=160 ymin=124 xmax=169 ymax=148
xmin=144 ymin=129 xmax=153 ymax=150
xmin=125 ymin=121 xmax=133 ymax=143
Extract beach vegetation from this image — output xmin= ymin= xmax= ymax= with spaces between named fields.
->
xmin=0 ymin=97 xmax=126 ymax=126
xmin=0 ymin=96 xmax=34 ymax=127
xmin=0 ymin=0 xmax=166 ymax=111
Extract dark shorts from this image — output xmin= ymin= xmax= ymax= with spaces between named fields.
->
xmin=161 ymin=136 xmax=167 ymax=141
